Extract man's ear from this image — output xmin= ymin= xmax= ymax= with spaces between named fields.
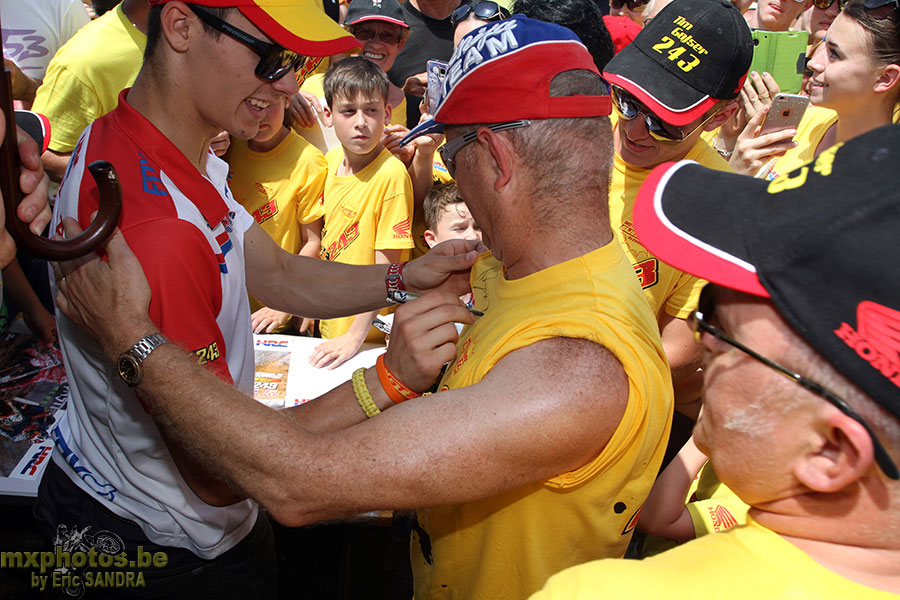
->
xmin=323 ymin=104 xmax=333 ymax=128
xmin=476 ymin=127 xmax=514 ymax=192
xmin=160 ymin=1 xmax=195 ymax=53
xmin=705 ymin=100 xmax=739 ymax=131
xmin=793 ymin=412 xmax=877 ymax=492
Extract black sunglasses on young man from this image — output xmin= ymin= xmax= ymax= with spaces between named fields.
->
xmin=450 ymin=1 xmax=511 ymax=26
xmin=691 ymin=283 xmax=900 ymax=480
xmin=611 ymin=85 xmax=717 ymax=144
xmin=813 ymin=0 xmax=848 ymax=10
xmin=189 ymin=4 xmax=305 ymax=81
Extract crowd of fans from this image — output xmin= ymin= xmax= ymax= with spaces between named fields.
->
xmin=1 ymin=0 xmax=899 ymax=598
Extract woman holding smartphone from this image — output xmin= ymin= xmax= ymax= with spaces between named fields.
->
xmin=728 ymin=0 xmax=900 ymax=178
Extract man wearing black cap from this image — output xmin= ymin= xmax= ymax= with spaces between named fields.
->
xmin=53 ymin=16 xmax=673 ymax=600
xmin=602 ymin=0 xmax=753 ymax=415
xmin=531 ymin=125 xmax=900 ymax=599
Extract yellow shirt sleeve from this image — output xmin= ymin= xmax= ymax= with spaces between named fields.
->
xmin=296 ymin=149 xmax=327 ymax=225
xmin=373 ymin=164 xmax=414 ymax=251
xmin=33 ymin=65 xmax=104 ymax=152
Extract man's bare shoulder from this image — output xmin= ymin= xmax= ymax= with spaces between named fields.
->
xmin=488 ymin=335 xmax=628 ymax=398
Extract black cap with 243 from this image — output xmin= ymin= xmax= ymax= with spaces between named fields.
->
xmin=603 ymin=0 xmax=753 ymax=126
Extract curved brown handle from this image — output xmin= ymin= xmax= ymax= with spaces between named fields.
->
xmin=3 ymin=160 xmax=122 ymax=261
xmin=0 ymin=47 xmax=122 ymax=261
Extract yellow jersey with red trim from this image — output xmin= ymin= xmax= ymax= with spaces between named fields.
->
xmin=411 ymin=244 xmax=673 ymax=600
xmin=530 ymin=516 xmax=899 ymax=599
xmin=609 ymin=137 xmax=731 ymax=318
xmin=319 ymin=146 xmax=414 ymax=340
xmin=225 ymin=131 xmax=327 ymax=323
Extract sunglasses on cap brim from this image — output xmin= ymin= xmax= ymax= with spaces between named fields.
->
xmin=450 ymin=1 xmax=511 ymax=25
xmin=610 ymin=0 xmax=650 ymax=11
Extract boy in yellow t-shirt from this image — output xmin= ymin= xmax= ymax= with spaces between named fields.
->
xmin=225 ymin=97 xmax=327 ymax=334
xmin=309 ymin=57 xmax=414 ymax=369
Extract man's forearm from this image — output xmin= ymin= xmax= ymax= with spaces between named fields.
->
xmin=130 ymin=337 xmax=337 ymax=524
xmin=245 ymin=224 xmax=475 ymax=321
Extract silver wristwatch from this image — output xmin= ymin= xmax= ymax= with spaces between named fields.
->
xmin=117 ymin=333 xmax=169 ymax=387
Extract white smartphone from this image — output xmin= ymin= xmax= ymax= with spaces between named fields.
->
xmin=426 ymin=60 xmax=448 ymax=115
xmin=759 ymin=93 xmax=809 ymax=136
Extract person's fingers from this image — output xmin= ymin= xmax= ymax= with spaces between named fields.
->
xmin=289 ymin=93 xmax=317 ymax=129
xmin=15 ymin=125 xmax=42 ymax=171
xmin=759 ymin=71 xmax=781 ymax=98
xmin=748 ymin=71 xmax=770 ymax=101
xmin=402 ymin=73 xmax=427 ymax=96
xmin=55 ymin=217 xmax=97 ymax=276
xmin=743 ymin=76 xmax=761 ymax=104
xmin=301 ymin=91 xmax=322 ymax=114
xmin=744 ymin=104 xmax=769 ymax=138
xmin=18 ymin=183 xmax=52 ymax=236
xmin=755 ymin=128 xmax=797 ymax=145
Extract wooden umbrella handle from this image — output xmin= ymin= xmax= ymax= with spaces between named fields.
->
xmin=0 ymin=64 xmax=121 ymax=261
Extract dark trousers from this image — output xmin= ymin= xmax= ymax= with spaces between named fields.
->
xmin=33 ymin=460 xmax=277 ymax=599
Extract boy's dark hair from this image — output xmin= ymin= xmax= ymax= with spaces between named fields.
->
xmin=323 ymin=56 xmax=390 ymax=108
xmin=145 ymin=4 xmax=233 ymax=63
xmin=424 ymin=182 xmax=464 ymax=231
xmin=513 ymin=0 xmax=615 ymax=71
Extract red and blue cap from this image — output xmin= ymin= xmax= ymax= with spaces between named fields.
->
xmin=400 ymin=15 xmax=611 ymax=145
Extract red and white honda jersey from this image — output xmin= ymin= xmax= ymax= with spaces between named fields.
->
xmin=49 ymin=91 xmax=257 ymax=559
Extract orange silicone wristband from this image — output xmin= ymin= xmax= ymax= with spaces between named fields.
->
xmin=376 ymin=354 xmax=420 ymax=404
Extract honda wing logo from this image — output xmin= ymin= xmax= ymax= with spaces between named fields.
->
xmin=834 ymin=301 xmax=900 ymax=388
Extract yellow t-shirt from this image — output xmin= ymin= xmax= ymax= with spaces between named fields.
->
xmin=319 ymin=146 xmax=413 ymax=340
xmin=32 ymin=3 xmax=146 ymax=153
xmin=225 ymin=131 xmax=327 ymax=320
xmin=411 ymin=244 xmax=673 ymax=600
xmin=530 ymin=516 xmax=900 ymax=599
xmin=609 ymin=137 xmax=731 ymax=318
xmin=685 ymin=462 xmax=749 ymax=537
xmin=764 ymin=105 xmax=838 ymax=181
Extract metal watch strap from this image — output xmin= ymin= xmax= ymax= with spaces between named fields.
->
xmin=385 ymin=262 xmax=407 ymax=302
xmin=130 ymin=333 xmax=168 ymax=362
xmin=118 ymin=333 xmax=169 ymax=387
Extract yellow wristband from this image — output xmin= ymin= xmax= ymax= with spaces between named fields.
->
xmin=352 ymin=368 xmax=380 ymax=418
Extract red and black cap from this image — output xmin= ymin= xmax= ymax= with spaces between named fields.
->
xmin=344 ymin=0 xmax=408 ymax=29
xmin=603 ymin=0 xmax=752 ymax=126
xmin=148 ymin=0 xmax=360 ymax=57
xmin=633 ymin=123 xmax=900 ymax=421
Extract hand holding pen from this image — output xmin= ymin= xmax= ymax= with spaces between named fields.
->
xmin=378 ymin=291 xmax=477 ymax=393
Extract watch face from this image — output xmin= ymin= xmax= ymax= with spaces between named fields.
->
xmin=117 ymin=354 xmax=141 ymax=386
